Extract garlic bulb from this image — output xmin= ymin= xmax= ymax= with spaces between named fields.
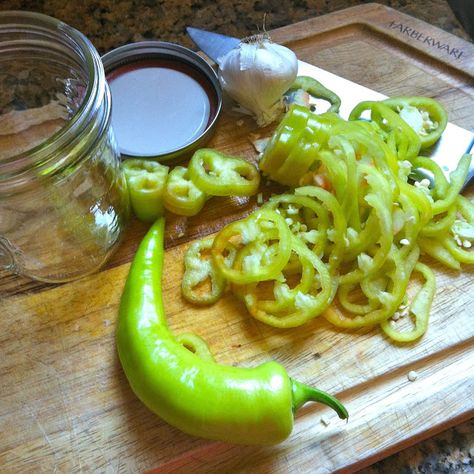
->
xmin=217 ymin=35 xmax=298 ymax=127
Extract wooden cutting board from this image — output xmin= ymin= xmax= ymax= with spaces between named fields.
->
xmin=1 ymin=4 xmax=473 ymax=473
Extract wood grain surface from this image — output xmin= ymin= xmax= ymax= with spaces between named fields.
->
xmin=1 ymin=4 xmax=473 ymax=473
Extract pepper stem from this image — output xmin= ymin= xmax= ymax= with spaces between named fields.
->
xmin=290 ymin=378 xmax=348 ymax=420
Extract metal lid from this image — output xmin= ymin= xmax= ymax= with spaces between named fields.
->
xmin=102 ymin=41 xmax=222 ymax=162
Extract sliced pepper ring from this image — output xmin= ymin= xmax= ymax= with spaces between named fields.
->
xmin=278 ymin=103 xmax=312 ymax=131
xmin=348 ymin=101 xmax=421 ymax=161
xmin=231 ymin=241 xmax=316 ymax=314
xmin=211 ymin=208 xmax=292 ymax=284
xmin=418 ymin=236 xmax=461 ymax=270
xmin=380 ymin=261 xmax=436 ymax=342
xmin=295 ymin=186 xmax=348 ymax=273
xmin=429 ymin=154 xmax=471 ymax=215
xmin=324 ymin=245 xmax=410 ymax=329
xmin=259 ymin=105 xmax=311 ymax=176
xmin=264 ymin=193 xmax=329 ymax=256
xmin=412 ymin=155 xmax=449 ymax=199
xmin=337 ymin=281 xmax=379 ymax=315
xmin=122 ymin=158 xmax=169 ymax=223
xmin=182 ymin=237 xmax=236 ymax=306
xmin=163 ymin=166 xmax=207 ymax=217
xmin=237 ymin=235 xmax=333 ymax=328
xmin=382 ymin=96 xmax=448 ymax=149
xmin=271 ymin=126 xmax=321 ymax=187
xmin=443 ymin=230 xmax=474 ymax=264
xmin=339 ymin=165 xmax=394 ymax=285
xmin=188 ymin=149 xmax=260 ymax=197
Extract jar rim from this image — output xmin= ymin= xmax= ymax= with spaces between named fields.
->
xmin=0 ymin=11 xmax=107 ymax=179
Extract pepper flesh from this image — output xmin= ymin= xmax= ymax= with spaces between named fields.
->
xmin=348 ymin=100 xmax=422 ymax=161
xmin=181 ymin=237 xmax=232 ymax=306
xmin=117 ymin=217 xmax=348 ymax=445
xmin=382 ymin=96 xmax=448 ymax=149
xmin=188 ymin=148 xmax=260 ymax=197
xmin=163 ymin=166 xmax=207 ymax=216
xmin=211 ymin=208 xmax=293 ymax=285
xmin=122 ymin=159 xmax=169 ymax=223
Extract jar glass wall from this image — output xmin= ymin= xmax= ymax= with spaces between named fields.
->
xmin=0 ymin=11 xmax=129 ymax=283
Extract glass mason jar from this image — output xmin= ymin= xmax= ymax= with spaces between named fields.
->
xmin=0 ymin=11 xmax=130 ymax=283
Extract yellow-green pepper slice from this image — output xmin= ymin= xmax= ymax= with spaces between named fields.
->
xmin=163 ymin=166 xmax=207 ymax=217
xmin=271 ymin=126 xmax=320 ymax=187
xmin=380 ymin=262 xmax=436 ymax=342
xmin=122 ymin=158 xmax=169 ymax=223
xmin=188 ymin=149 xmax=260 ymax=197
xmin=382 ymin=96 xmax=448 ymax=149
xmin=324 ymin=245 xmax=413 ymax=329
xmin=259 ymin=105 xmax=311 ymax=176
xmin=182 ymin=237 xmax=236 ymax=306
xmin=349 ymin=101 xmax=422 ymax=161
xmin=430 ymin=154 xmax=471 ymax=215
xmin=235 ymin=235 xmax=333 ymax=328
xmin=295 ymin=186 xmax=347 ymax=273
xmin=279 ymin=103 xmax=312 ymax=130
xmin=211 ymin=208 xmax=292 ymax=284
xmin=264 ymin=193 xmax=330 ymax=256
xmin=418 ymin=236 xmax=461 ymax=270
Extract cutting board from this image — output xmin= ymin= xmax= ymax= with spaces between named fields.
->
xmin=1 ymin=4 xmax=473 ymax=473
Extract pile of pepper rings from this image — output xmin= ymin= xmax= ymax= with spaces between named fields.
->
xmin=181 ymin=99 xmax=473 ymax=342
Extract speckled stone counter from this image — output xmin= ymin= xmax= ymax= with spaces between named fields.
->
xmin=0 ymin=0 xmax=471 ymax=54
xmin=1 ymin=1 xmax=472 ymax=472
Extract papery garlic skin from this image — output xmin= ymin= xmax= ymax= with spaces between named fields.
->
xmin=217 ymin=36 xmax=298 ymax=127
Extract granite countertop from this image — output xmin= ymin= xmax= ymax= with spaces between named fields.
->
xmin=1 ymin=0 xmax=471 ymax=54
xmin=1 ymin=1 xmax=472 ymax=473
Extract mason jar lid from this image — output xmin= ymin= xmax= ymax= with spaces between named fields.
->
xmin=101 ymin=41 xmax=222 ymax=163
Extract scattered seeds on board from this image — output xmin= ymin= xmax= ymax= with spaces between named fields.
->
xmin=407 ymin=370 xmax=418 ymax=382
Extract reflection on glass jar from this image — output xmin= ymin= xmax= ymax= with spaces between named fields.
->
xmin=0 ymin=11 xmax=130 ymax=283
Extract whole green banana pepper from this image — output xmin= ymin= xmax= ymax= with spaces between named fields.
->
xmin=117 ymin=217 xmax=348 ymax=445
